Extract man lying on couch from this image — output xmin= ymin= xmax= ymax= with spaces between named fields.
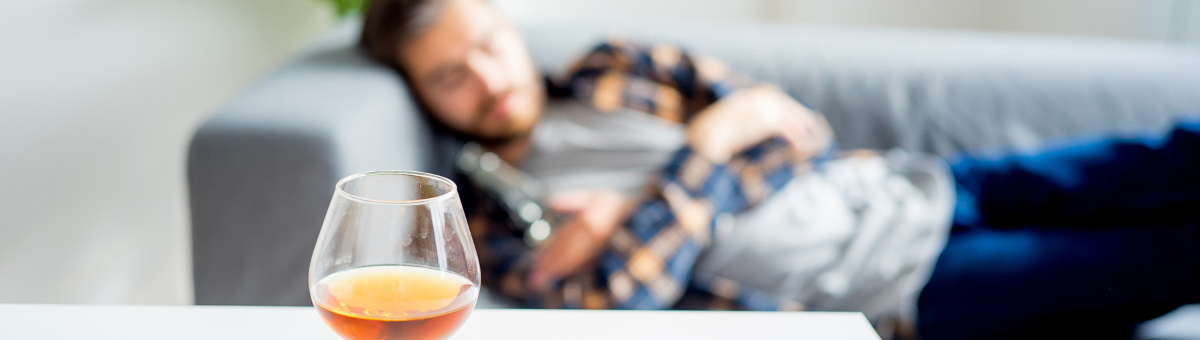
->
xmin=359 ymin=0 xmax=1200 ymax=339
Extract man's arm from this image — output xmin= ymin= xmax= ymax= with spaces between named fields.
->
xmin=555 ymin=38 xmax=754 ymax=123
xmin=558 ymin=39 xmax=832 ymax=163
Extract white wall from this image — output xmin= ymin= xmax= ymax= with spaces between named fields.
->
xmin=0 ymin=0 xmax=331 ymax=304
xmin=496 ymin=0 xmax=768 ymax=23
xmin=495 ymin=0 xmax=1200 ymax=43
xmin=766 ymin=0 xmax=1149 ymax=39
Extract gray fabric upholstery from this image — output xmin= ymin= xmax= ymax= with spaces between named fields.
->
xmin=188 ymin=21 xmax=1200 ymax=308
xmin=521 ymin=23 xmax=1200 ymax=155
xmin=188 ymin=23 xmax=434 ymax=305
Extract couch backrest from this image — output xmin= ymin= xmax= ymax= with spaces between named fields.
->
xmin=521 ymin=22 xmax=1200 ymax=156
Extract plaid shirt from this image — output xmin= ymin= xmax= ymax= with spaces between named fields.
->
xmin=471 ymin=38 xmax=817 ymax=311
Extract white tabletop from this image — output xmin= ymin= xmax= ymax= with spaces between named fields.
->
xmin=0 ymin=304 xmax=880 ymax=340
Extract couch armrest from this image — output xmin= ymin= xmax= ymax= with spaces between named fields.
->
xmin=187 ymin=45 xmax=431 ymax=305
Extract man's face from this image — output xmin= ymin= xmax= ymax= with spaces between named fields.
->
xmin=397 ymin=0 xmax=543 ymax=141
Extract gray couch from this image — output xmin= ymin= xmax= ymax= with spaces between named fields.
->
xmin=188 ymin=19 xmax=1200 ymax=337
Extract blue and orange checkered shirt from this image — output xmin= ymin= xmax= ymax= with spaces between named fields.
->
xmin=473 ymin=38 xmax=819 ymax=311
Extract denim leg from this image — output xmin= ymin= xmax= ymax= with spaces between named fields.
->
xmin=917 ymin=222 xmax=1200 ymax=340
xmin=919 ymin=117 xmax=1200 ymax=340
xmin=950 ymin=117 xmax=1200 ymax=228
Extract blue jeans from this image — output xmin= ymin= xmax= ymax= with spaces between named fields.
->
xmin=917 ymin=117 xmax=1200 ymax=340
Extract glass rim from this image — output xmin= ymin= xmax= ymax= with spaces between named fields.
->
xmin=334 ymin=170 xmax=458 ymax=205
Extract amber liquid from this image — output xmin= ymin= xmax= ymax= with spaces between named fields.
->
xmin=313 ymin=265 xmax=479 ymax=340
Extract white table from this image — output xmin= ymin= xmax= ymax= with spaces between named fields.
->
xmin=0 ymin=304 xmax=880 ymax=339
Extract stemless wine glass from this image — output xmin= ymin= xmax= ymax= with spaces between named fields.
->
xmin=309 ymin=170 xmax=481 ymax=340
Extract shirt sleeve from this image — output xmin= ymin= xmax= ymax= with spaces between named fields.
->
xmin=553 ymin=38 xmax=757 ymax=123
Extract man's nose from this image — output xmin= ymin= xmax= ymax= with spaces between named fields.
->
xmin=467 ymin=51 xmax=509 ymax=95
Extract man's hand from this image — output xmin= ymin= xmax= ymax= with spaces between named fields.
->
xmin=687 ymin=85 xmax=833 ymax=163
xmin=527 ymin=189 xmax=635 ymax=291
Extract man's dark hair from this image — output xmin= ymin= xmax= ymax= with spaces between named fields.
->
xmin=360 ymin=0 xmax=446 ymax=70
xmin=360 ymin=0 xmax=471 ymax=179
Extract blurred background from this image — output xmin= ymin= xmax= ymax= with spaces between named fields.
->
xmin=0 ymin=0 xmax=1197 ymax=306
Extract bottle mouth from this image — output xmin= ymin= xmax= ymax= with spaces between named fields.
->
xmin=335 ymin=170 xmax=457 ymax=205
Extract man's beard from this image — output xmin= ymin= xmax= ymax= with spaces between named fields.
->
xmin=469 ymin=90 xmax=535 ymax=146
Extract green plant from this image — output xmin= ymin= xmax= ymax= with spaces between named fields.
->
xmin=321 ymin=0 xmax=372 ymax=16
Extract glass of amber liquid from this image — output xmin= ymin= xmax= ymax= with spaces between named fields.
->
xmin=309 ymin=170 xmax=480 ymax=340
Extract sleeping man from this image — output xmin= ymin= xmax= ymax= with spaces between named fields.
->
xmin=359 ymin=0 xmax=1200 ymax=339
